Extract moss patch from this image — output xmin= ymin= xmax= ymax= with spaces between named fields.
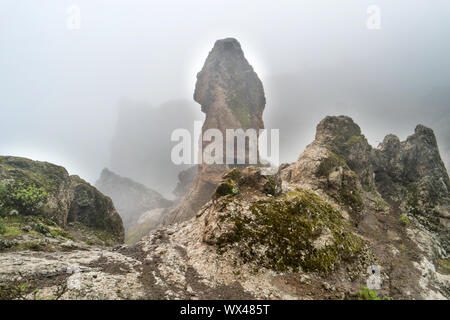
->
xmin=317 ymin=151 xmax=348 ymax=177
xmin=437 ymin=258 xmax=450 ymax=274
xmin=0 ymin=156 xmax=68 ymax=194
xmin=215 ymin=179 xmax=239 ymax=198
xmin=325 ymin=120 xmax=363 ymax=156
xmin=399 ymin=214 xmax=410 ymax=225
xmin=227 ymin=94 xmax=252 ymax=129
xmin=339 ymin=188 xmax=364 ymax=212
xmin=125 ymin=222 xmax=159 ymax=244
xmin=216 ymin=188 xmax=365 ymax=273
xmin=0 ymin=215 xmax=73 ymax=251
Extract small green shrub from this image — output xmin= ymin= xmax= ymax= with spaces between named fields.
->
xmin=316 ymin=151 xmax=348 ymax=177
xmin=437 ymin=259 xmax=450 ymax=274
xmin=0 ymin=184 xmax=8 ymax=215
xmin=0 ymin=183 xmax=48 ymax=216
xmin=399 ymin=214 xmax=410 ymax=225
xmin=49 ymin=230 xmax=59 ymax=238
xmin=358 ymin=286 xmax=391 ymax=300
xmin=0 ymin=281 xmax=30 ymax=300
xmin=215 ymin=179 xmax=239 ymax=198
xmin=9 ymin=183 xmax=48 ymax=215
xmin=0 ymin=221 xmax=6 ymax=235
xmin=374 ymin=201 xmax=387 ymax=212
xmin=33 ymin=223 xmax=49 ymax=234
xmin=23 ymin=241 xmax=45 ymax=251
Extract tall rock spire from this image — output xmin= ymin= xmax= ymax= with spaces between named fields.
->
xmin=194 ymin=38 xmax=265 ymax=131
xmin=164 ymin=38 xmax=266 ymax=225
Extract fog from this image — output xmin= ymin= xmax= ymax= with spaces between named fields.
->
xmin=1 ymin=0 xmax=449 ymax=197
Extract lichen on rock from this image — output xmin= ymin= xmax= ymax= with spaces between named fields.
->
xmin=205 ymin=169 xmax=368 ymax=274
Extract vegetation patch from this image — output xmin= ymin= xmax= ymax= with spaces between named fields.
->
xmin=224 ymin=168 xmax=241 ymax=181
xmin=0 ymin=281 xmax=31 ymax=300
xmin=214 ymin=179 xmax=239 ymax=198
xmin=263 ymin=175 xmax=280 ymax=196
xmin=0 ymin=182 xmax=48 ymax=216
xmin=0 ymin=278 xmax=67 ymax=300
xmin=399 ymin=214 xmax=410 ymax=225
xmin=374 ymin=200 xmax=388 ymax=212
xmin=228 ymin=94 xmax=252 ymax=129
xmin=325 ymin=121 xmax=363 ymax=157
xmin=327 ymin=172 xmax=364 ymax=214
xmin=0 ymin=221 xmax=6 ymax=235
xmin=0 ymin=156 xmax=67 ymax=194
xmin=0 ymin=215 xmax=73 ymax=252
xmin=215 ymin=188 xmax=365 ymax=273
xmin=339 ymin=188 xmax=364 ymax=212
xmin=406 ymin=184 xmax=420 ymax=215
xmin=437 ymin=258 xmax=450 ymax=274
xmin=316 ymin=151 xmax=348 ymax=177
xmin=358 ymin=286 xmax=392 ymax=300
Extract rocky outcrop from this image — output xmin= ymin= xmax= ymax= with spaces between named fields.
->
xmin=280 ymin=116 xmax=449 ymax=298
xmin=0 ymin=117 xmax=449 ymax=300
xmin=280 ymin=116 xmax=379 ymax=220
xmin=164 ymin=38 xmax=266 ymax=225
xmin=0 ymin=156 xmax=124 ymax=244
xmin=95 ymin=168 xmax=172 ymax=243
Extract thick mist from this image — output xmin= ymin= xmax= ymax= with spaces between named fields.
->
xmin=1 ymin=1 xmax=449 ymax=197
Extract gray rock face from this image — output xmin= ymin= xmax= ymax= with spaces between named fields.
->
xmin=372 ymin=124 xmax=450 ymax=252
xmin=194 ymin=38 xmax=265 ymax=131
xmin=0 ymin=156 xmax=124 ymax=244
xmin=164 ymin=38 xmax=266 ymax=225
xmin=281 ymin=116 xmax=449 ymax=298
xmin=315 ymin=115 xmax=376 ymax=190
xmin=95 ymin=168 xmax=172 ymax=243
xmin=69 ymin=176 xmax=124 ymax=243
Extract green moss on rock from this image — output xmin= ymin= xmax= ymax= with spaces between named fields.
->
xmin=227 ymin=93 xmax=252 ymax=129
xmin=0 ymin=156 xmax=69 ymax=194
xmin=215 ymin=188 xmax=365 ymax=273
xmin=317 ymin=151 xmax=348 ymax=177
xmin=69 ymin=177 xmax=124 ymax=243
xmin=214 ymin=179 xmax=239 ymax=198
xmin=0 ymin=156 xmax=124 ymax=244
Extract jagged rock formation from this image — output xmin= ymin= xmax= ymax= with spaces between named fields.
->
xmin=280 ymin=116 xmax=449 ymax=298
xmin=164 ymin=38 xmax=266 ymax=225
xmin=372 ymin=125 xmax=450 ymax=253
xmin=280 ymin=116 xmax=379 ymax=221
xmin=95 ymin=168 xmax=172 ymax=243
xmin=1 ymin=117 xmax=448 ymax=300
xmin=0 ymin=156 xmax=124 ymax=246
